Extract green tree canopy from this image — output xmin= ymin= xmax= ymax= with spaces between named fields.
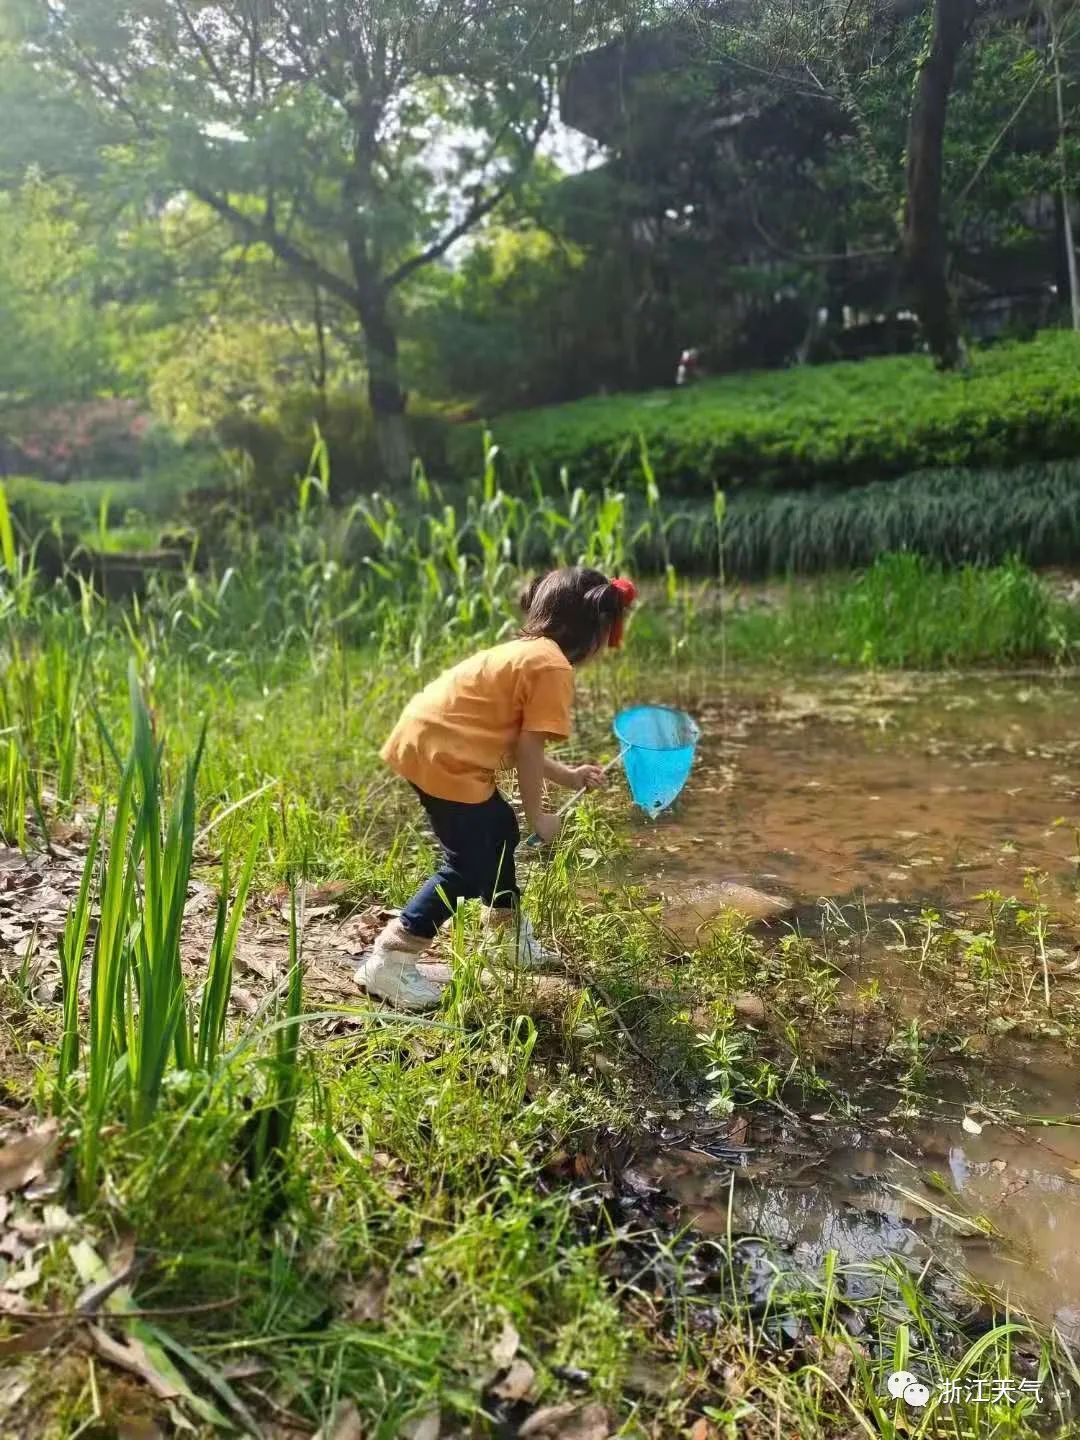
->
xmin=2 ymin=0 xmax=620 ymax=478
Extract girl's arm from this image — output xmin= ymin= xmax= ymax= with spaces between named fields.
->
xmin=517 ymin=732 xmax=560 ymax=843
xmin=544 ymin=755 xmax=607 ymax=790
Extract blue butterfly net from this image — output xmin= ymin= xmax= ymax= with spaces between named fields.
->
xmin=613 ymin=705 xmax=700 ymax=816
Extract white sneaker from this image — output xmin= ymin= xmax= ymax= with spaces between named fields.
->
xmin=489 ymin=911 xmax=561 ymax=970
xmin=353 ymin=922 xmax=446 ymax=1011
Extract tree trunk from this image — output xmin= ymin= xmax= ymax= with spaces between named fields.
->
xmin=354 ymin=278 xmax=411 ymax=485
xmin=312 ymin=286 xmax=329 ymax=427
xmin=1048 ymin=1 xmax=1080 ymax=330
xmin=902 ymin=0 xmax=976 ymax=369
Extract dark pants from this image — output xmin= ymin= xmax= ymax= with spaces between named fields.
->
xmin=399 ymin=786 xmax=520 ymax=939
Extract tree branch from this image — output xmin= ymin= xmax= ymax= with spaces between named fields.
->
xmin=384 ymin=86 xmax=553 ymax=290
xmin=955 ymin=66 xmax=1046 ymax=210
xmin=190 ymin=184 xmax=362 ymax=311
xmin=174 ymin=0 xmax=235 ymax=99
xmin=42 ymin=1 xmax=151 ymax=140
xmin=750 ymin=207 xmax=894 ymax=264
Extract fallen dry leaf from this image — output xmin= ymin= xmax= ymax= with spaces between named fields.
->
xmin=399 ymin=1410 xmax=440 ymax=1440
xmin=12 ymin=1203 xmax=74 ymax=1244
xmin=0 ymin=1231 xmax=29 ymax=1263
xmin=0 ymin=1321 xmax=62 ymax=1356
xmin=343 ymin=1271 xmax=388 ymax=1325
xmin=961 ymin=1115 xmax=983 ymax=1136
xmin=491 ymin=1358 xmax=536 ymax=1402
xmin=89 ymin=1326 xmax=181 ymax=1401
xmin=0 ymin=1121 xmax=58 ymax=1196
xmin=314 ymin=1399 xmax=364 ymax=1440
xmin=689 ymin=1421 xmax=718 ymax=1440
xmin=491 ymin=1315 xmax=520 ymax=1368
xmin=519 ymin=1402 xmax=610 ymax=1439
xmin=1 ymin=1259 xmax=41 ymax=1293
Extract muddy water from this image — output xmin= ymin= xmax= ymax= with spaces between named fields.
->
xmin=634 ymin=673 xmax=1080 ymax=917
xmin=625 ymin=673 xmax=1080 ymax=1331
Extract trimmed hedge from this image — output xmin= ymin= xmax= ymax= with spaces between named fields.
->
xmin=450 ymin=332 xmax=1080 ymax=495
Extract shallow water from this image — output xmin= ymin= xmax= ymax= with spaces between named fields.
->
xmin=642 ymin=1047 xmax=1080 ymax=1339
xmin=634 ymin=672 xmax=1080 ymax=916
xmin=625 ymin=672 xmax=1080 ymax=1331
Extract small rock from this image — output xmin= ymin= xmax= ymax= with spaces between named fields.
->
xmin=713 ymin=883 xmax=793 ymax=921
xmin=733 ymin=993 xmax=766 ymax=1025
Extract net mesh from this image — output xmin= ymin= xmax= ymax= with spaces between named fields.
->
xmin=613 ymin=705 xmax=700 ymax=815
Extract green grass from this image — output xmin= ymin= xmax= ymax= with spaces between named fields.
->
xmin=454 ymin=330 xmax=1080 ymax=496
xmin=2 ymin=468 xmax=1079 ymax=1436
xmin=719 ymin=552 xmax=1079 ymax=668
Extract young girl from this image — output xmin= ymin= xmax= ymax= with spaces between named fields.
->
xmin=355 ymin=566 xmax=637 ymax=1010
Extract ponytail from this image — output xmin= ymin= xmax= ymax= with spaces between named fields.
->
xmin=607 ymin=576 xmax=637 ymax=648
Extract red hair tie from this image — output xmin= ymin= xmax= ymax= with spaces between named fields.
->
xmin=608 ymin=576 xmax=637 ymax=648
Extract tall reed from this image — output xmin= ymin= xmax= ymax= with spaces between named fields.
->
xmin=69 ymin=665 xmax=277 ymax=1200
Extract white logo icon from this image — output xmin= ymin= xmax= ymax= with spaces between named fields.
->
xmin=887 ymin=1370 xmax=931 ymax=1407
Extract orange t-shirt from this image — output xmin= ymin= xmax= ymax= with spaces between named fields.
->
xmin=380 ymin=637 xmax=574 ymax=803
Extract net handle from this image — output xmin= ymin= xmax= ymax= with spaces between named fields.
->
xmin=524 ymin=747 xmax=628 ymax=848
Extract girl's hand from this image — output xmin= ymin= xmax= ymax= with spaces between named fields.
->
xmin=570 ymin=764 xmax=607 ymax=791
xmin=531 ymin=811 xmax=563 ymax=845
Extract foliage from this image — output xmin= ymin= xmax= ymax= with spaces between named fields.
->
xmin=4 ymin=399 xmax=159 ymax=483
xmin=0 ymin=0 xmax=1077 ymax=437
xmin=2 ymin=463 xmax=220 ymax=560
xmin=409 ymin=223 xmax=596 ymax=410
xmin=461 ymin=331 xmax=1080 ymax=495
xmin=0 ymin=177 xmax=119 ymax=413
xmin=2 ymin=0 xmax=619 ymax=475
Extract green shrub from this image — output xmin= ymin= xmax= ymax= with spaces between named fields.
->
xmin=216 ymin=387 xmax=450 ymax=502
xmin=3 ymin=457 xmax=220 ymax=546
xmin=451 ymin=332 xmax=1080 ymax=496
